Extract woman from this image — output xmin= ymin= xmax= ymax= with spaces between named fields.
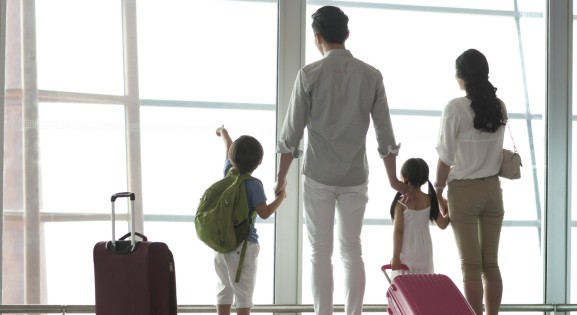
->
xmin=434 ymin=48 xmax=507 ymax=315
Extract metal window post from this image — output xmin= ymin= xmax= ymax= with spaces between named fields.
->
xmin=121 ymin=0 xmax=144 ymax=234
xmin=545 ymin=0 xmax=572 ymax=313
xmin=0 ymin=0 xmax=7 ymax=304
xmin=275 ymin=1 xmax=306 ymax=313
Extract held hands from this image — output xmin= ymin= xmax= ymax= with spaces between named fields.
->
xmin=439 ymin=196 xmax=449 ymax=216
xmin=274 ymin=178 xmax=287 ymax=197
xmin=435 ymin=187 xmax=448 ymax=215
xmin=275 ymin=187 xmax=287 ymax=200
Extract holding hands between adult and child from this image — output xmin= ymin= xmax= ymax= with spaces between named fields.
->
xmin=273 ymin=153 xmax=292 ymax=197
xmin=438 ymin=196 xmax=449 ymax=216
xmin=216 ymin=125 xmax=287 ymax=219
xmin=212 ymin=125 xmax=288 ymax=315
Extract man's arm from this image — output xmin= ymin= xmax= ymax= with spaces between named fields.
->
xmin=383 ymin=153 xmax=410 ymax=195
xmin=274 ymin=69 xmax=307 ymax=195
xmin=274 ymin=152 xmax=294 ymax=195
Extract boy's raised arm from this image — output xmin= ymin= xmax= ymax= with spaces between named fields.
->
xmin=216 ymin=125 xmax=233 ymax=155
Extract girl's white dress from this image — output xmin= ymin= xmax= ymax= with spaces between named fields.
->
xmin=392 ymin=206 xmax=434 ymax=278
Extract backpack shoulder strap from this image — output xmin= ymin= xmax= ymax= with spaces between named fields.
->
xmin=235 ymin=198 xmax=258 ymax=283
xmin=227 ymin=167 xmax=257 ymax=283
xmin=235 ymin=239 xmax=249 ymax=283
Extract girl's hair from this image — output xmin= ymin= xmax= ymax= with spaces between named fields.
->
xmin=389 ymin=158 xmax=440 ymax=222
xmin=229 ymin=135 xmax=263 ymax=174
xmin=455 ymin=49 xmax=507 ymax=133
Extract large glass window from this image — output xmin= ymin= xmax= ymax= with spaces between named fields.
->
xmin=38 ymin=103 xmax=128 ymax=305
xmin=3 ymin=0 xmax=574 ymax=313
xmin=303 ymin=1 xmax=545 ymax=308
xmin=4 ymin=0 xmax=127 ymax=305
xmin=35 ymin=0 xmax=124 ymax=95
xmin=136 ymin=0 xmax=278 ymax=306
xmin=3 ymin=0 xmax=278 ymax=309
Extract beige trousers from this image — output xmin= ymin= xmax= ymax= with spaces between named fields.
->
xmin=448 ymin=175 xmax=504 ymax=282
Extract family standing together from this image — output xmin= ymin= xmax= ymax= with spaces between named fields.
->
xmin=210 ymin=5 xmax=507 ymax=315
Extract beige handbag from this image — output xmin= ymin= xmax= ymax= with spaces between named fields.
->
xmin=499 ymin=124 xmax=522 ymax=180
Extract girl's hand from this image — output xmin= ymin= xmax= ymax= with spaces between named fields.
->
xmin=391 ymin=257 xmax=402 ymax=270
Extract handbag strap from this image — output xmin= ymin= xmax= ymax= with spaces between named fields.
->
xmin=506 ymin=123 xmax=518 ymax=153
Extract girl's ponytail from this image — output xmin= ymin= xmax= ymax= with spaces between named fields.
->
xmin=390 ymin=191 xmax=402 ymax=220
xmin=427 ymin=180 xmax=440 ymax=222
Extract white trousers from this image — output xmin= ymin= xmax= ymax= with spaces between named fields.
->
xmin=214 ymin=242 xmax=260 ymax=308
xmin=303 ymin=176 xmax=368 ymax=315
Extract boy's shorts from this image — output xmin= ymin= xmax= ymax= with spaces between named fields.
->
xmin=214 ymin=241 xmax=260 ymax=308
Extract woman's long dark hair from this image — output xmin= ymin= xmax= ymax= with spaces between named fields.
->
xmin=389 ymin=158 xmax=439 ymax=222
xmin=456 ymin=49 xmax=507 ymax=132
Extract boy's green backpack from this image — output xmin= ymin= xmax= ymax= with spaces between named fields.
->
xmin=195 ymin=167 xmax=256 ymax=282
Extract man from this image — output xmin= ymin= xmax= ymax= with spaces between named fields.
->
xmin=274 ymin=6 xmax=411 ymax=315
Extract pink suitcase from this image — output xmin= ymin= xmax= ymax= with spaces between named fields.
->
xmin=381 ymin=264 xmax=475 ymax=315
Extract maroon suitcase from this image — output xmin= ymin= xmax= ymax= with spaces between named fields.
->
xmin=381 ymin=264 xmax=475 ymax=315
xmin=93 ymin=192 xmax=177 ymax=315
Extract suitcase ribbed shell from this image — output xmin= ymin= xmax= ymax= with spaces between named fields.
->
xmin=386 ymin=273 xmax=475 ymax=315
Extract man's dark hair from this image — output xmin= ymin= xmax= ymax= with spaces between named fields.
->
xmin=229 ymin=135 xmax=263 ymax=174
xmin=311 ymin=6 xmax=349 ymax=44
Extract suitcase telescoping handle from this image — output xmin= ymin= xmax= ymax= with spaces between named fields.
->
xmin=110 ymin=192 xmax=136 ymax=247
xmin=381 ymin=263 xmax=409 ymax=284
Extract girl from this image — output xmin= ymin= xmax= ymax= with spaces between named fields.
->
xmin=390 ymin=158 xmax=450 ymax=278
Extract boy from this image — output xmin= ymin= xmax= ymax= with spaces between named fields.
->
xmin=214 ymin=126 xmax=286 ymax=315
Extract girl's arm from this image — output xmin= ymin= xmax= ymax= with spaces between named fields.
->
xmin=436 ymin=215 xmax=450 ymax=229
xmin=391 ymin=203 xmax=405 ymax=270
xmin=434 ymin=159 xmax=451 ymax=214
xmin=435 ymin=214 xmax=451 ymax=229
xmin=255 ymin=188 xmax=287 ymax=219
xmin=435 ymin=197 xmax=451 ymax=230
xmin=435 ymin=197 xmax=450 ymax=229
